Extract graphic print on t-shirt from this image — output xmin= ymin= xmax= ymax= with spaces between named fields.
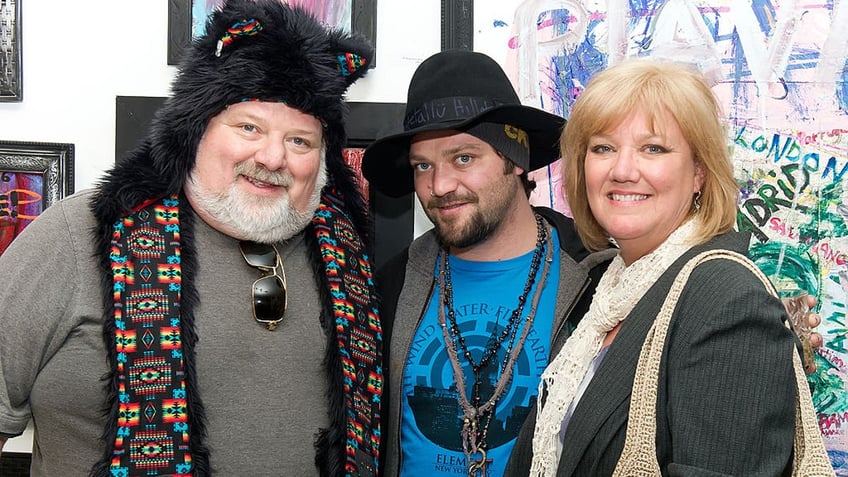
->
xmin=406 ymin=311 xmax=544 ymax=449
xmin=400 ymin=236 xmax=561 ymax=476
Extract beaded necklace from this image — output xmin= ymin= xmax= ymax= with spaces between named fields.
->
xmin=436 ymin=214 xmax=553 ymax=476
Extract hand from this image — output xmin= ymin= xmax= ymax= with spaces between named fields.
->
xmin=804 ymin=295 xmax=823 ymax=374
xmin=783 ymin=294 xmax=822 ymax=374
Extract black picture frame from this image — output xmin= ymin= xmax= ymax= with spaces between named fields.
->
xmin=442 ymin=0 xmax=473 ymax=50
xmin=115 ymin=97 xmax=411 ymax=267
xmin=0 ymin=0 xmax=22 ymax=102
xmin=343 ymin=102 xmax=412 ymax=267
xmin=167 ymin=0 xmax=378 ymax=66
xmin=0 ymin=141 xmax=75 ymax=255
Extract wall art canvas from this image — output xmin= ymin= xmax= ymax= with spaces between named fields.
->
xmin=169 ymin=0 xmax=377 ymax=65
xmin=191 ymin=0 xmax=353 ymax=37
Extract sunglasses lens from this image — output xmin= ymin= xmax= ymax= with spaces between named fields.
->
xmin=253 ymin=276 xmax=286 ymax=320
xmin=240 ymin=241 xmax=277 ymax=269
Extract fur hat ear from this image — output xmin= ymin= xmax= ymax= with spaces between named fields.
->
xmin=332 ymin=37 xmax=374 ymax=85
xmin=140 ymin=0 xmax=374 ymax=195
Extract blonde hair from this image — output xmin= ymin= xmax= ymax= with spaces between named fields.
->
xmin=562 ymin=59 xmax=738 ymax=251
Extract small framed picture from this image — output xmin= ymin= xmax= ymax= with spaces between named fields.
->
xmin=0 ymin=141 xmax=75 ymax=255
xmin=0 ymin=0 xmax=22 ymax=101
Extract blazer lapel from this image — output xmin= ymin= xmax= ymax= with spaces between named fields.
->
xmin=556 ymin=303 xmax=656 ymax=475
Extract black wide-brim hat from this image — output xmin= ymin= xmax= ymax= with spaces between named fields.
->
xmin=362 ymin=50 xmax=565 ymax=198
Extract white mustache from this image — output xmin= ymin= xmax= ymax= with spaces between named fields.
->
xmin=234 ymin=162 xmax=292 ymax=187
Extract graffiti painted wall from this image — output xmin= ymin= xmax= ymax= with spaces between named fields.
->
xmin=476 ymin=0 xmax=848 ymax=470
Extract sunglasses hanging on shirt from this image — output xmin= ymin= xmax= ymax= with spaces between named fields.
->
xmin=239 ymin=241 xmax=288 ymax=331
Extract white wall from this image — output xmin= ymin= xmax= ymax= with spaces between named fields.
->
xmin=0 ymin=0 xmax=441 ymax=191
xmin=0 ymin=0 xmax=440 ymax=454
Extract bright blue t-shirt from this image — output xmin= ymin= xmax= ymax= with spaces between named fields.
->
xmin=399 ymin=230 xmax=561 ymax=476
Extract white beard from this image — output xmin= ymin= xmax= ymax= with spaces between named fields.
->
xmin=187 ymin=159 xmax=328 ymax=243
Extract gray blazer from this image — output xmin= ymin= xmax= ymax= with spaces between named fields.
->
xmin=505 ymin=231 xmax=797 ymax=476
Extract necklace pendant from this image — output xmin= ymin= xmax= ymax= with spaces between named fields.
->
xmin=266 ymin=321 xmax=278 ymax=331
xmin=467 ymin=448 xmax=491 ymax=477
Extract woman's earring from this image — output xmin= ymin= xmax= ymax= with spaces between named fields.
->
xmin=694 ymin=190 xmax=702 ymax=212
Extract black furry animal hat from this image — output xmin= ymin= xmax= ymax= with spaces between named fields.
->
xmin=99 ymin=0 xmax=372 ymax=224
xmin=156 ymin=0 xmax=371 ymax=193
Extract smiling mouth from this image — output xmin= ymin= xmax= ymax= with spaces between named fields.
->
xmin=609 ymin=193 xmax=649 ymax=202
xmin=436 ymin=202 xmax=467 ymax=210
xmin=428 ymin=197 xmax=468 ymax=210
xmin=243 ymin=175 xmax=283 ymax=188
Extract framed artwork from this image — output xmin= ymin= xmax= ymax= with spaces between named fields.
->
xmin=442 ymin=0 xmax=473 ymax=50
xmin=0 ymin=141 xmax=75 ymax=255
xmin=167 ymin=0 xmax=378 ymax=66
xmin=0 ymin=0 xmax=22 ymax=102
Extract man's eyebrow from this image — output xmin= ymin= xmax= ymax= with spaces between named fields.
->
xmin=440 ymin=143 xmax=485 ymax=158
xmin=409 ymin=141 xmax=486 ymax=163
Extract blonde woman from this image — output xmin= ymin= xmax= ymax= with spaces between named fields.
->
xmin=507 ymin=59 xmax=801 ymax=476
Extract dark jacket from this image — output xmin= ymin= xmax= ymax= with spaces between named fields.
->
xmin=505 ymin=231 xmax=796 ymax=476
xmin=375 ymin=207 xmax=615 ymax=475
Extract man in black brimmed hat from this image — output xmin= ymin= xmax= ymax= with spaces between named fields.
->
xmin=0 ymin=1 xmax=381 ymax=475
xmin=362 ymin=50 xmax=615 ymax=477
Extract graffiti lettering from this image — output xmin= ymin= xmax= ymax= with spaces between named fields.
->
xmin=794 ymin=128 xmax=848 ymax=144
xmin=828 ymin=331 xmax=847 ymax=354
xmin=738 ymin=164 xmax=811 ymax=242
xmin=767 ymin=217 xmax=848 ymax=265
xmin=735 ymin=128 xmax=846 ymax=183
xmin=822 ymin=156 xmax=848 ymax=183
xmin=737 ymin=210 xmax=768 ymax=243
xmin=819 ymin=412 xmax=848 ymax=436
xmin=770 ymin=165 xmax=811 ymax=201
xmin=819 ymin=347 xmax=846 ymax=372
xmin=768 ymin=217 xmax=806 ymax=241
xmin=809 ymin=241 xmax=848 ymax=267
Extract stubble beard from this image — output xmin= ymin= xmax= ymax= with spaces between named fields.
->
xmin=427 ymin=174 xmax=519 ymax=250
xmin=187 ymin=160 xmax=328 ymax=244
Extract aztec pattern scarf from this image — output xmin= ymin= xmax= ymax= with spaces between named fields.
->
xmin=94 ymin=188 xmax=382 ymax=477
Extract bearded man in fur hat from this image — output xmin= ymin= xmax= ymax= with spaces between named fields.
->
xmin=0 ymin=1 xmax=381 ymax=476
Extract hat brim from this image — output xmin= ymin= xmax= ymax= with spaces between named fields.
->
xmin=362 ymin=104 xmax=565 ymax=198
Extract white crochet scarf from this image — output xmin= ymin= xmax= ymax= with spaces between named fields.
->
xmin=529 ymin=219 xmax=700 ymax=476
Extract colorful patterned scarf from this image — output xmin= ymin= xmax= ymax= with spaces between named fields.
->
xmin=102 ymin=190 xmax=382 ymax=476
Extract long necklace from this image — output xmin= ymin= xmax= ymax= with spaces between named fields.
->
xmin=437 ymin=214 xmax=553 ymax=477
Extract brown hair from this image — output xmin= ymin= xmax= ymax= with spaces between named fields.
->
xmin=562 ymin=59 xmax=738 ymax=251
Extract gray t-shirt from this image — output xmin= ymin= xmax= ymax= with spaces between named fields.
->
xmin=0 ymin=190 xmax=330 ymax=475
